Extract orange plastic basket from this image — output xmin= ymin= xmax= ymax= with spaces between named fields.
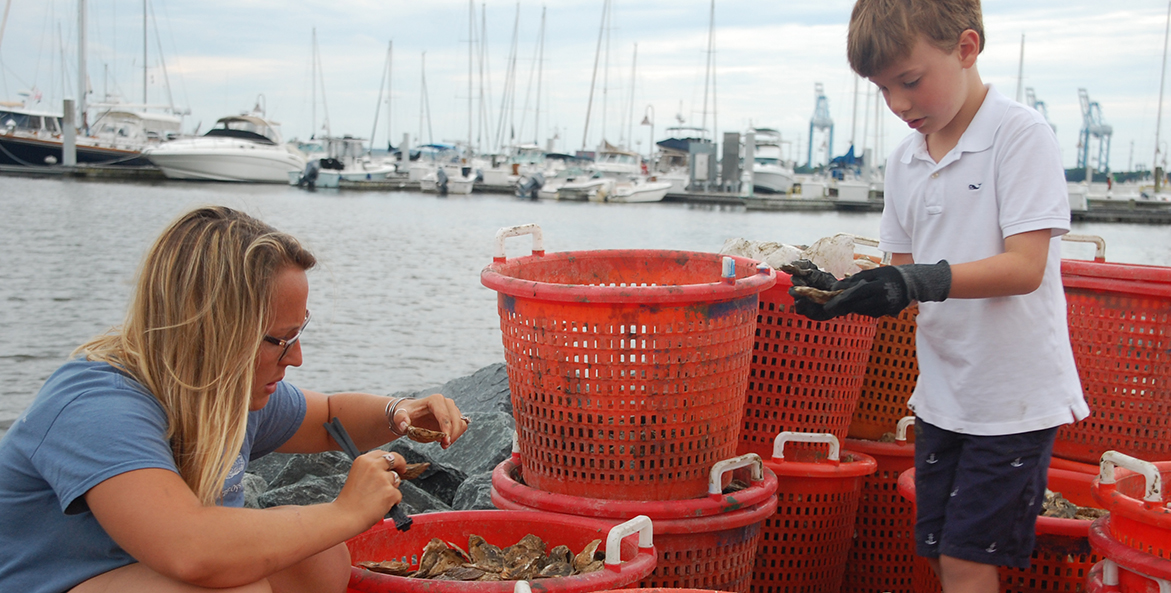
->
xmin=481 ymin=225 xmax=776 ymax=501
xmin=1092 ymin=453 xmax=1171 ymax=562
xmin=899 ymin=465 xmax=1102 ymax=593
xmin=737 ymin=275 xmax=879 ymax=458
xmin=751 ymin=432 xmax=878 ymax=593
xmin=842 ymin=418 xmax=917 ymax=593
xmin=1087 ymin=557 xmax=1171 ymax=593
xmin=490 ymin=454 xmax=778 ymax=593
xmin=1089 ymin=516 xmax=1171 ymax=592
xmin=1057 ymin=257 xmax=1171 ymax=465
xmin=848 ymin=305 xmax=919 ymax=441
xmin=346 ymin=510 xmax=657 ymax=593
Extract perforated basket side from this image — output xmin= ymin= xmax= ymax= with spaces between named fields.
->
xmin=849 ymin=305 xmax=919 ymax=441
xmin=739 ymin=283 xmax=878 ymax=457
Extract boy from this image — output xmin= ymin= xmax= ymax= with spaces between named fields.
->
xmin=791 ymin=1 xmax=1091 ymax=592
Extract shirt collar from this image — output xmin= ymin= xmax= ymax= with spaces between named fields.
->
xmin=902 ymin=84 xmax=1009 ymax=166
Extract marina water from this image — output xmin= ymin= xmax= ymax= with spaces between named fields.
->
xmin=3 ymin=175 xmax=1169 ymax=428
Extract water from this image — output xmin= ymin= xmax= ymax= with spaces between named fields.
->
xmin=2 ymin=175 xmax=1169 ymax=426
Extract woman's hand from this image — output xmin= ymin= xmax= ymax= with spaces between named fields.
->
xmin=333 ymin=450 xmax=405 ymax=529
xmin=389 ymin=393 xmax=469 ymax=449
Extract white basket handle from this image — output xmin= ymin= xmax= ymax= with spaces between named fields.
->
xmin=513 ymin=582 xmax=533 ymax=593
xmin=843 ymin=234 xmax=891 ymax=265
xmin=1099 ymin=451 xmax=1163 ymax=503
xmin=707 ymin=453 xmax=764 ymax=496
xmin=1100 ymin=558 xmax=1171 ymax=592
xmin=895 ymin=416 xmax=915 ymax=443
xmin=772 ymin=431 xmax=840 ymax=461
xmin=1062 ymin=234 xmax=1106 ymax=261
xmin=493 ymin=224 xmax=545 ymax=261
xmin=604 ymin=515 xmax=653 ymax=566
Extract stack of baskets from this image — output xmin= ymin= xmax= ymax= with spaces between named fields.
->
xmin=481 ymin=225 xmax=780 ymax=592
xmin=1054 ymin=236 xmax=1171 ymax=467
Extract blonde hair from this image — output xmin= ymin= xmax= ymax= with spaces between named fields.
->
xmin=77 ymin=206 xmax=316 ymax=506
xmin=847 ymin=0 xmax=985 ymax=77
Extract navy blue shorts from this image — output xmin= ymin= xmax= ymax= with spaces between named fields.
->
xmin=913 ymin=418 xmax=1058 ymax=569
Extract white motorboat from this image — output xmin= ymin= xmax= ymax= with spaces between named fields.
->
xmin=292 ymin=135 xmax=398 ymax=188
xmin=557 ymin=147 xmax=671 ymax=203
xmin=144 ymin=109 xmax=305 ymax=183
xmin=749 ymin=128 xmax=795 ymax=194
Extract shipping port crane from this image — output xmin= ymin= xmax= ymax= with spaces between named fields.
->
xmin=1077 ymin=88 xmax=1112 ymax=173
xmin=807 ymin=82 xmax=834 ymax=168
xmin=1026 ymin=88 xmax=1055 ymax=133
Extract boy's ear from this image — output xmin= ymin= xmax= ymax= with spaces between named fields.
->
xmin=957 ymin=29 xmax=981 ymax=67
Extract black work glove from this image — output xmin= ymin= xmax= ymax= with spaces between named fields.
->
xmin=783 ymin=259 xmax=838 ymax=291
xmin=792 ymin=261 xmax=952 ymax=320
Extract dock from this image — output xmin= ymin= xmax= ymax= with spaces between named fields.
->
xmin=3 ymin=165 xmax=1170 ymax=223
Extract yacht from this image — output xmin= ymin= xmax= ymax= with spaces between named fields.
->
xmin=0 ymin=102 xmax=180 ymax=167
xmin=749 ymin=128 xmax=795 ymax=194
xmin=143 ymin=109 xmax=305 ymax=183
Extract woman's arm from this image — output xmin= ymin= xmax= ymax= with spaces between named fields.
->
xmin=278 ymin=390 xmax=467 ymax=454
xmin=83 ymin=448 xmax=399 ymax=589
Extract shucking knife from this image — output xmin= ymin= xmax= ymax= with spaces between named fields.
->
xmin=323 ymin=417 xmax=413 ymax=532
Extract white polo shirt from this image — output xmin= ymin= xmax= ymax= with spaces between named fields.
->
xmin=878 ymin=84 xmax=1089 ymax=435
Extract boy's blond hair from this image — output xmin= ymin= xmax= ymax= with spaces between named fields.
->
xmin=848 ymin=0 xmax=985 ymax=77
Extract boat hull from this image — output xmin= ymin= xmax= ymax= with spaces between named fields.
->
xmin=0 ymin=134 xmax=153 ymax=167
xmin=145 ymin=146 xmax=305 ymax=183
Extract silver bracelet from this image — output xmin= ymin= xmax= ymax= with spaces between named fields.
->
xmin=385 ymin=397 xmax=412 ymax=436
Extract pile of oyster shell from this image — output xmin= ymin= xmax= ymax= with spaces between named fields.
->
xmin=1041 ymin=489 xmax=1109 ymax=520
xmin=358 ymin=534 xmax=606 ymax=581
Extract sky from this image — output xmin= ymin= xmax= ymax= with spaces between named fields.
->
xmin=2 ymin=0 xmax=1170 ymax=172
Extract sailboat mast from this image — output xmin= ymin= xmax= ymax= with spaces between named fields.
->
xmin=535 ymin=5 xmax=545 ymax=146
xmin=463 ymin=0 xmax=468 ymax=154
xmin=1156 ymin=0 xmax=1170 ymax=192
xmin=701 ymin=0 xmax=714 ymax=140
xmin=626 ymin=43 xmax=637 ymax=150
xmin=77 ymin=0 xmax=86 ymax=130
xmin=370 ymin=40 xmax=392 ymax=155
xmin=311 ymin=28 xmax=317 ymax=138
xmin=143 ymin=0 xmax=147 ymax=105
xmin=581 ymin=0 xmax=608 ymax=150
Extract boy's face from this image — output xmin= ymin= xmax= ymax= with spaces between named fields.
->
xmin=868 ymin=31 xmax=978 ymax=138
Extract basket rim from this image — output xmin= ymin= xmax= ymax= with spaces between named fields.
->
xmin=490 ymin=457 xmax=779 ymax=520
xmin=1089 ymin=516 xmax=1171 ymax=581
xmin=1062 ymin=259 xmax=1171 ymax=297
xmin=481 ymin=250 xmax=776 ymax=304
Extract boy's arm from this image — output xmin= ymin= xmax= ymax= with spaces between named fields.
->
xmin=888 ymin=229 xmax=1049 ymax=298
xmin=946 ymin=229 xmax=1050 ymax=299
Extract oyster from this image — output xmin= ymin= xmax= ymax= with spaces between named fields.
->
xmin=413 ymin=538 xmax=449 ymax=578
xmin=399 ymin=462 xmax=430 ymax=480
xmin=406 ymin=426 xmax=447 ymax=443
xmin=358 ymin=560 xmax=412 ymax=576
xmin=573 ymin=539 xmax=602 ymax=572
xmin=790 ymin=285 xmax=843 ymax=305
xmin=440 ymin=566 xmax=485 ymax=581
xmin=468 ymin=534 xmax=504 ymax=572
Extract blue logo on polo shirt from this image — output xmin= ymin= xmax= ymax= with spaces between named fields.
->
xmin=969 ymin=183 xmax=982 ymax=190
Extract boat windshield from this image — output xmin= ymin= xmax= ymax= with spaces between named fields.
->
xmin=600 ymin=152 xmax=638 ymax=167
xmin=205 ymin=118 xmax=277 ymax=145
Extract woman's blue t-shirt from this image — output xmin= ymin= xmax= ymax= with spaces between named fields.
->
xmin=0 ymin=359 xmax=306 ymax=593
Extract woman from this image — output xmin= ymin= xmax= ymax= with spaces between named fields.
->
xmin=0 ymin=206 xmax=468 ymax=592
